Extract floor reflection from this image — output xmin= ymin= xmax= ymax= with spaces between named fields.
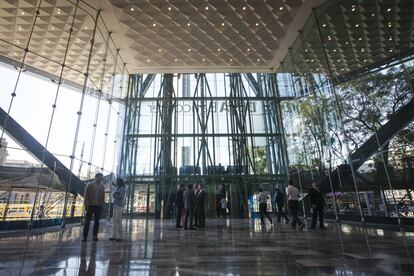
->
xmin=0 ymin=219 xmax=413 ymax=275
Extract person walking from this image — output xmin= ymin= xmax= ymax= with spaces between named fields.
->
xmin=274 ymin=188 xmax=289 ymax=224
xmin=175 ymin=184 xmax=185 ymax=228
xmin=309 ymin=181 xmax=326 ymax=229
xmin=193 ymin=184 xmax=200 ymax=227
xmin=220 ymin=197 xmax=227 ymax=218
xmin=110 ymin=178 xmax=125 ymax=241
xmin=258 ymin=188 xmax=273 ymax=225
xmin=184 ymin=185 xmax=196 ymax=230
xmin=286 ymin=180 xmax=305 ymax=230
xmin=82 ymin=173 xmax=105 ymax=242
xmin=197 ymin=184 xmax=206 ymax=227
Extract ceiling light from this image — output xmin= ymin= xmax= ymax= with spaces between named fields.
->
xmin=333 ymin=49 xmax=337 ymax=52
xmin=51 ymin=27 xmax=55 ymax=30
xmin=153 ymin=23 xmax=156 ymax=27
xmin=361 ymin=48 xmax=365 ymax=52
xmin=242 ymin=6 xmax=246 ymax=10
xmin=279 ymin=6 xmax=283 ymax=11
xmin=316 ymin=68 xmax=319 ymax=71
xmin=388 ymin=23 xmax=392 ymax=27
xmin=21 ymin=11 xmax=24 ymax=15
xmin=257 ymin=59 xmax=260 ymax=62
xmin=230 ymin=58 xmax=233 ymax=61
xmin=14 ymin=52 xmax=18 ymax=56
xmin=218 ymin=48 xmax=221 ymax=52
xmin=363 ymin=59 xmax=367 ymax=62
xmin=341 ymin=68 xmax=345 ymax=71
xmin=371 ymin=13 xmax=375 ymax=16
xmin=188 ymin=48 xmax=191 ymax=52
xmin=57 ymin=9 xmax=61 ymax=14
xmin=187 ymin=23 xmax=190 ymax=26
xmin=387 ymin=8 xmax=391 ymax=12
xmin=158 ymin=49 xmax=162 ymax=52
xmin=327 ymin=36 xmax=332 ymax=40
xmin=46 ymin=40 xmax=50 ymax=44
xmin=168 ymin=7 xmax=172 ymax=11
xmin=389 ymin=49 xmax=393 ymax=52
xmin=247 ymin=48 xmax=250 ymax=51
xmin=389 ymin=37 xmax=392 ymax=41
xmin=221 ymin=23 xmax=225 ymax=26
xmin=337 ymin=59 xmax=340 ymax=62
xmin=351 ymin=5 xmax=356 ymax=12
xmin=255 ymin=23 xmax=259 ymax=26
xmin=202 ymin=58 xmax=205 ymax=62
xmin=345 ymin=41 xmax=349 ymax=45
xmin=322 ymin=24 xmax=326 ymax=27
xmin=18 ymin=26 xmax=22 ymax=30
xmin=77 ymin=38 xmax=80 ymax=42
xmin=355 ymin=24 xmax=359 ymax=27
xmin=205 ymin=6 xmax=209 ymax=10
xmin=174 ymin=58 xmax=178 ymax=62
xmin=311 ymin=59 xmax=314 ymax=62
xmin=304 ymin=49 xmax=308 ymax=52
xmin=147 ymin=59 xmax=150 ymax=62
xmin=130 ymin=7 xmax=134 ymax=11
xmin=16 ymin=40 xmax=19 ymax=44
xmin=84 ymin=26 xmax=88 ymax=29
xmin=358 ymin=37 xmax=362 ymax=41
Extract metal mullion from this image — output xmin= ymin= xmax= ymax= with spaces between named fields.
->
xmin=28 ymin=0 xmax=82 ymax=228
xmin=62 ymin=9 xmax=102 ymax=227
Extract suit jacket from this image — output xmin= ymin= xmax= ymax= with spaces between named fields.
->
xmin=196 ymin=189 xmax=206 ymax=211
xmin=175 ymin=189 xmax=184 ymax=208
xmin=275 ymin=191 xmax=285 ymax=207
xmin=309 ymin=187 xmax=325 ymax=208
xmin=184 ymin=189 xmax=196 ymax=210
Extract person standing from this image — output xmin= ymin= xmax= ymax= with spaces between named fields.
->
xmin=274 ymin=188 xmax=289 ymax=224
xmin=82 ymin=173 xmax=105 ymax=242
xmin=286 ymin=180 xmax=305 ymax=230
xmin=175 ymin=184 xmax=185 ymax=228
xmin=258 ymin=188 xmax=273 ymax=225
xmin=197 ymin=184 xmax=206 ymax=227
xmin=193 ymin=184 xmax=200 ymax=227
xmin=220 ymin=197 xmax=227 ymax=218
xmin=309 ymin=181 xmax=326 ymax=229
xmin=184 ymin=185 xmax=196 ymax=230
xmin=110 ymin=178 xmax=125 ymax=241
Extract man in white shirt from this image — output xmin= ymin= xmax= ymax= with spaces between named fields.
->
xmin=258 ymin=188 xmax=273 ymax=225
xmin=286 ymin=180 xmax=305 ymax=230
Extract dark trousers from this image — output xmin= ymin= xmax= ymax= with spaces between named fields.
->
xmin=312 ymin=206 xmax=324 ymax=228
xmin=83 ymin=205 xmax=102 ymax=239
xmin=222 ymin=208 xmax=227 ymax=218
xmin=276 ymin=204 xmax=289 ymax=222
xmin=193 ymin=208 xmax=198 ymax=226
xmin=184 ymin=208 xmax=194 ymax=229
xmin=288 ymin=200 xmax=303 ymax=228
xmin=198 ymin=207 xmax=205 ymax=227
xmin=176 ymin=206 xmax=184 ymax=227
xmin=259 ymin=203 xmax=272 ymax=224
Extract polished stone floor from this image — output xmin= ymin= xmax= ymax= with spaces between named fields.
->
xmin=0 ymin=218 xmax=413 ymax=275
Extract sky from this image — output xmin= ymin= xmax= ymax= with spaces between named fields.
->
xmin=0 ymin=62 xmax=123 ymax=178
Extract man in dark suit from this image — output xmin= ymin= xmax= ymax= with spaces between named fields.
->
xmin=175 ymin=184 xmax=185 ymax=228
xmin=184 ymin=185 xmax=196 ymax=230
xmin=309 ymin=181 xmax=326 ymax=229
xmin=196 ymin=184 xmax=206 ymax=228
xmin=274 ymin=188 xmax=289 ymax=224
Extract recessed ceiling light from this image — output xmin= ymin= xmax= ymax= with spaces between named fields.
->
xmin=355 ymin=24 xmax=359 ymax=27
xmin=18 ymin=26 xmax=22 ymax=30
xmin=247 ymin=48 xmax=250 ymax=51
xmin=257 ymin=59 xmax=260 ymax=62
xmin=174 ymin=58 xmax=178 ymax=62
xmin=16 ymin=40 xmax=19 ymax=44
xmin=371 ymin=13 xmax=375 ymax=16
xmin=389 ymin=49 xmax=393 ymax=52
xmin=202 ymin=58 xmax=205 ymax=62
xmin=255 ymin=23 xmax=259 ymax=26
xmin=205 ymin=6 xmax=209 ymax=10
xmin=218 ymin=48 xmax=221 ymax=51
xmin=389 ymin=37 xmax=392 ymax=41
xmin=153 ymin=23 xmax=156 ymax=27
xmin=361 ymin=48 xmax=365 ymax=52
xmin=322 ymin=24 xmax=326 ymax=27
xmin=187 ymin=23 xmax=191 ymax=26
xmin=158 ymin=49 xmax=162 ymax=52
xmin=147 ymin=59 xmax=150 ymax=62
xmin=387 ymin=8 xmax=391 ymax=12
xmin=130 ymin=7 xmax=134 ymax=11
xmin=188 ymin=48 xmax=191 ymax=52
xmin=57 ymin=8 xmax=61 ymax=14
xmin=230 ymin=58 xmax=233 ymax=61
xmin=363 ymin=59 xmax=367 ymax=62
xmin=304 ymin=49 xmax=308 ymax=52
xmin=337 ymin=59 xmax=340 ymax=62
xmin=351 ymin=5 xmax=356 ymax=12
xmin=221 ymin=23 xmax=225 ymax=26
xmin=388 ymin=23 xmax=392 ymax=27
xmin=345 ymin=41 xmax=349 ymax=45
xmin=311 ymin=59 xmax=314 ymax=62
xmin=316 ymin=68 xmax=319 ymax=71
xmin=328 ymin=36 xmax=332 ymax=40
xmin=279 ymin=6 xmax=283 ymax=11
xmin=333 ymin=49 xmax=337 ymax=52
xmin=358 ymin=37 xmax=362 ymax=40
xmin=341 ymin=68 xmax=344 ymax=71
xmin=51 ymin=27 xmax=55 ymax=30
xmin=168 ymin=7 xmax=171 ymax=11
xmin=21 ymin=11 xmax=24 ymax=15
xmin=242 ymin=6 xmax=246 ymax=10
xmin=84 ymin=26 xmax=88 ymax=29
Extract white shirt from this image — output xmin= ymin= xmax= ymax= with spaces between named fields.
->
xmin=286 ymin=185 xmax=300 ymax=200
